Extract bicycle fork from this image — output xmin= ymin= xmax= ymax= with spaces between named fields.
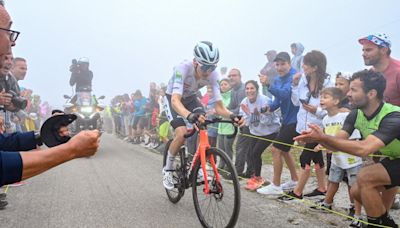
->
xmin=195 ymin=130 xmax=221 ymax=194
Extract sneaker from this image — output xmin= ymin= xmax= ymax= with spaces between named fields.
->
xmin=281 ymin=180 xmax=298 ymax=191
xmin=257 ymin=184 xmax=284 ymax=196
xmin=310 ymin=200 xmax=332 ymax=212
xmin=0 ymin=200 xmax=7 ymax=210
xmin=0 ymin=193 xmax=6 ymax=201
xmin=162 ymin=168 xmax=174 ymax=190
xmin=245 ymin=177 xmax=264 ymax=191
xmin=349 ymin=218 xmax=364 ymax=228
xmin=347 ymin=205 xmax=355 ymax=219
xmin=277 ymin=190 xmax=303 ymax=202
xmin=8 ymin=181 xmax=26 ymax=187
xmin=246 ymin=176 xmax=257 ymax=185
xmin=145 ymin=142 xmax=153 ymax=148
xmin=304 ymin=188 xmax=326 ymax=197
xmin=151 ymin=142 xmax=160 ymax=149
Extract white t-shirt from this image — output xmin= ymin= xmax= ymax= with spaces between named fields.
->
xmin=323 ymin=112 xmax=362 ymax=169
xmin=166 ymin=60 xmax=222 ymax=101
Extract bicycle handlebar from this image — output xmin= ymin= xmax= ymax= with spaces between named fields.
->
xmin=184 ymin=117 xmax=238 ymax=139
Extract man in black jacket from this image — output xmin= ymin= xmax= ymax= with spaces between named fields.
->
xmin=69 ymin=57 xmax=93 ymax=92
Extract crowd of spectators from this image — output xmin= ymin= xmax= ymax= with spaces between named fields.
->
xmin=104 ymin=35 xmax=400 ymax=227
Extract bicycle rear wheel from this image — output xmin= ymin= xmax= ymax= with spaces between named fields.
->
xmin=163 ymin=140 xmax=185 ymax=203
xmin=192 ymin=147 xmax=241 ymax=228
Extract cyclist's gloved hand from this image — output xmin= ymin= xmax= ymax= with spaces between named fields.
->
xmin=187 ymin=112 xmax=201 ymax=124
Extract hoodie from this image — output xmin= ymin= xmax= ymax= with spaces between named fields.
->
xmin=268 ymin=68 xmax=299 ymax=125
xmin=260 ymin=50 xmax=278 ymax=84
xmin=240 ymin=94 xmax=281 ymax=136
xmin=291 ymin=43 xmax=304 ymax=73
xmin=291 ymin=74 xmax=334 ymax=133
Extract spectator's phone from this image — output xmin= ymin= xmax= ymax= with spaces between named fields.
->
xmin=299 ymin=99 xmax=308 ymax=105
xmin=260 ymin=106 xmax=269 ymax=113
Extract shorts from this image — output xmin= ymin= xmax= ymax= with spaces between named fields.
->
xmin=165 ymin=94 xmax=205 ymax=129
xmin=272 ymin=123 xmax=299 ymax=152
xmin=131 ymin=116 xmax=145 ymax=130
xmin=328 ymin=163 xmax=361 ymax=186
xmin=299 ymin=142 xmax=324 ymax=169
xmin=381 ymin=158 xmax=400 ymax=189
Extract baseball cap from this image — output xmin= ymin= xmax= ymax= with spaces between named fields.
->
xmin=336 ymin=72 xmax=352 ymax=81
xmin=358 ymin=33 xmax=391 ymax=48
xmin=273 ymin=52 xmax=291 ymax=63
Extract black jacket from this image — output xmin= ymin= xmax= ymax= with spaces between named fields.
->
xmin=69 ymin=70 xmax=93 ymax=92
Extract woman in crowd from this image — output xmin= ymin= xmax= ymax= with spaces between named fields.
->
xmin=280 ymin=50 xmax=334 ymax=201
xmin=240 ymin=80 xmax=280 ymax=191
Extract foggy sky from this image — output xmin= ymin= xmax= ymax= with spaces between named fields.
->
xmin=6 ymin=0 xmax=400 ymax=108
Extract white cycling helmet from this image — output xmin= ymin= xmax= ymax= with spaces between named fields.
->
xmin=193 ymin=41 xmax=219 ymax=65
xmin=78 ymin=57 xmax=89 ymax=64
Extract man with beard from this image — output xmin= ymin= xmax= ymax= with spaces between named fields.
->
xmin=294 ymin=70 xmax=399 ymax=227
xmin=359 ymin=33 xmax=400 ymax=210
xmin=359 ymin=33 xmax=400 ymax=106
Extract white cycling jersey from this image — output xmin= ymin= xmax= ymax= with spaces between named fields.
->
xmin=166 ymin=60 xmax=222 ymax=101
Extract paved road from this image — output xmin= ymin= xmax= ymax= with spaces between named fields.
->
xmin=0 ymin=134 xmax=367 ymax=227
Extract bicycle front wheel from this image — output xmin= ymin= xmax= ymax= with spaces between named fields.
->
xmin=192 ymin=147 xmax=241 ymax=228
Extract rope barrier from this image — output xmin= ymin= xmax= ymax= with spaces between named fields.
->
xmin=130 ymin=123 xmax=394 ymax=227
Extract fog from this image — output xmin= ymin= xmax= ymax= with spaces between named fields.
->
xmin=6 ymin=0 xmax=400 ymax=108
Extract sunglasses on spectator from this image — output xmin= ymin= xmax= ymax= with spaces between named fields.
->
xmin=198 ymin=63 xmax=217 ymax=72
xmin=0 ymin=27 xmax=20 ymax=42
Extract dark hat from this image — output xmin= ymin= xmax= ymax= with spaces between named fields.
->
xmin=273 ymin=52 xmax=291 ymax=63
xmin=40 ymin=114 xmax=76 ymax=147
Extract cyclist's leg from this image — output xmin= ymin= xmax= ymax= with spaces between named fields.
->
xmin=164 ymin=94 xmax=204 ymax=170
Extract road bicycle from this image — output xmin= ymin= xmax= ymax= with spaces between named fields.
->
xmin=163 ymin=118 xmax=241 ymax=228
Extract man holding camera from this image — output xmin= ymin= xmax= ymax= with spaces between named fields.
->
xmin=69 ymin=57 xmax=93 ymax=93
xmin=0 ymin=53 xmax=24 ymax=111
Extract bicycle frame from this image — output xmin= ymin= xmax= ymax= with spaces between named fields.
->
xmin=188 ymin=128 xmax=221 ymax=195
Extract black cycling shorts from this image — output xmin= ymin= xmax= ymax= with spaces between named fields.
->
xmin=299 ymin=142 xmax=324 ymax=169
xmin=164 ymin=94 xmax=205 ymax=129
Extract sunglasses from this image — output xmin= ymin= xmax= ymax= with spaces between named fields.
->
xmin=198 ymin=63 xmax=217 ymax=72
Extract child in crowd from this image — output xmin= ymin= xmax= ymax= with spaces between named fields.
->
xmin=280 ymin=50 xmax=333 ymax=201
xmin=217 ymin=79 xmax=235 ymax=170
xmin=310 ymin=87 xmax=363 ymax=228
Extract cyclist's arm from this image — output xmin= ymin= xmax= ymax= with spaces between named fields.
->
xmin=215 ymin=100 xmax=233 ymax=119
xmin=171 ymin=93 xmax=191 ymax=119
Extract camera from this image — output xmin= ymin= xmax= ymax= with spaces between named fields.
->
xmin=69 ymin=59 xmax=80 ymax=73
xmin=8 ymin=90 xmax=27 ymax=110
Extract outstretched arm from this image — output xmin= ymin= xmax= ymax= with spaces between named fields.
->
xmin=294 ymin=124 xmax=384 ymax=157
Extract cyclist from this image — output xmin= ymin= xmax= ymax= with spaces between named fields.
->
xmin=162 ymin=41 xmax=244 ymax=190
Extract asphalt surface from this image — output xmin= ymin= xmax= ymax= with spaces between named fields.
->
xmin=0 ymin=133 xmax=370 ymax=228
